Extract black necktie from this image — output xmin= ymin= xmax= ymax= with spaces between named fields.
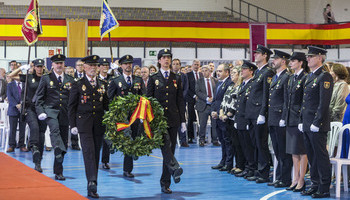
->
xmin=294 ymin=75 xmax=297 ymax=82
xmin=127 ymin=76 xmax=131 ymax=86
xmin=58 ymin=76 xmax=62 ymax=84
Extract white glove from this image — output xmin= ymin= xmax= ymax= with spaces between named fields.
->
xmin=20 ymin=64 xmax=31 ymax=73
xmin=71 ymin=127 xmax=78 ymax=135
xmin=310 ymin=124 xmax=319 ymax=132
xmin=234 ymin=123 xmax=237 ymax=129
xmin=110 ymin=63 xmax=118 ymax=70
xmin=279 ymin=120 xmax=286 ymax=127
xmin=246 ymin=125 xmax=249 ymax=130
xmin=257 ymin=115 xmax=265 ymax=125
xmin=181 ymin=122 xmax=187 ymax=133
xmin=38 ymin=113 xmax=47 ymax=120
xmin=298 ymin=123 xmax=303 ymax=132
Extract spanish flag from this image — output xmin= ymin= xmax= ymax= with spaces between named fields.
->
xmin=100 ymin=0 xmax=119 ymax=40
xmin=21 ymin=0 xmax=42 ymax=46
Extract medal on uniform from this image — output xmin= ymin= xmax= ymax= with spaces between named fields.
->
xmin=296 ymin=80 xmax=301 ymax=89
xmin=276 ymin=80 xmax=281 ymax=88
xmin=32 ymin=78 xmax=35 ymax=83
xmin=82 ymin=84 xmax=86 ymax=91
xmin=155 ymin=80 xmax=159 ymax=86
xmin=100 ymin=96 xmax=103 ymax=101
xmin=258 ymin=74 xmax=262 ymax=82
xmin=119 ymin=82 xmax=122 ymax=88
xmin=312 ymin=78 xmax=317 ymax=87
xmin=50 ymin=81 xmax=53 ymax=86
xmin=173 ymin=80 xmax=177 ymax=88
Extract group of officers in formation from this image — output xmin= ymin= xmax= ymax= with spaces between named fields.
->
xmin=7 ymin=44 xmax=334 ymax=198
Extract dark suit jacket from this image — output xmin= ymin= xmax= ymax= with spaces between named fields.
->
xmin=195 ymin=77 xmax=217 ymax=112
xmin=235 ymin=79 xmax=253 ymax=130
xmin=282 ymin=70 xmax=308 ymax=127
xmin=107 ymin=74 xmax=144 ymax=99
xmin=301 ymin=67 xmax=334 ymax=131
xmin=211 ymin=77 xmax=232 ymax=113
xmin=74 ymin=71 xmax=85 ymax=78
xmin=147 ymin=71 xmax=185 ymax=128
xmin=245 ymin=64 xmax=275 ymax=120
xmin=68 ymin=77 xmax=109 ymax=133
xmin=267 ymin=70 xmax=290 ymax=126
xmin=186 ymin=71 xmax=203 ymax=103
xmin=141 ymin=78 xmax=150 ymax=95
xmin=7 ymin=81 xmax=22 ymax=116
xmin=35 ymin=73 xmax=75 ymax=126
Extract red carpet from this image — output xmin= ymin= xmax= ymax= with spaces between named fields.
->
xmin=0 ymin=152 xmax=87 ymax=200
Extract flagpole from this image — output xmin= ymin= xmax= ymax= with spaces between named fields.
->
xmin=108 ymin=32 xmax=114 ymax=63
xmin=21 ymin=45 xmax=31 ymax=118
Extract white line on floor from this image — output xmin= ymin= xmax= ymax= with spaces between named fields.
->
xmin=260 ymin=189 xmax=287 ymax=200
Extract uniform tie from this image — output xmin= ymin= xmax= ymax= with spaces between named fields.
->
xmin=58 ymin=76 xmax=62 ymax=84
xmin=90 ymin=79 xmax=96 ymax=87
xmin=127 ymin=76 xmax=131 ymax=86
xmin=164 ymin=71 xmax=169 ymax=79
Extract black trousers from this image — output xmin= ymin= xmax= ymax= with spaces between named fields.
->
xmin=45 ymin=117 xmax=68 ymax=175
xmin=71 ymin=134 xmax=79 ymax=147
xmin=101 ymin=137 xmax=110 ymax=164
xmin=80 ymin=128 xmax=103 ymax=182
xmin=227 ymin=120 xmax=245 ymax=169
xmin=304 ymin=131 xmax=331 ymax=193
xmin=269 ymin=126 xmax=292 ymax=183
xmin=248 ymin=119 xmax=270 ymax=179
xmin=8 ymin=114 xmax=26 ymax=148
xmin=237 ymin=129 xmax=256 ymax=173
xmin=123 ymin=122 xmax=140 ymax=172
xmin=26 ymin=107 xmax=47 ymax=160
xmin=186 ymin=101 xmax=197 ymax=140
xmin=215 ymin=119 xmax=233 ymax=167
xmin=160 ymin=126 xmax=180 ymax=188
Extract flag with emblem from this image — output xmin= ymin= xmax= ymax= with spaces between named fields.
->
xmin=100 ymin=0 xmax=119 ymax=40
xmin=21 ymin=0 xmax=43 ymax=46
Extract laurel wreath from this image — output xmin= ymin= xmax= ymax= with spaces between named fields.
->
xmin=103 ymin=94 xmax=168 ymax=157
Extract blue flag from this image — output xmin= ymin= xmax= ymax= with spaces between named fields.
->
xmin=100 ymin=0 xmax=119 ymax=40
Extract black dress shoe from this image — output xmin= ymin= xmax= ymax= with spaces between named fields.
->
xmin=161 ymin=186 xmax=172 ymax=194
xmin=267 ymin=180 xmax=280 ymax=186
xmin=243 ymin=171 xmax=254 ymax=179
xmin=219 ymin=165 xmax=232 ymax=171
xmin=87 ymin=191 xmax=99 ymax=198
xmin=286 ymin=184 xmax=297 ymax=191
xmin=211 ymin=164 xmax=223 ymax=170
xmin=212 ymin=141 xmax=220 ymax=146
xmin=123 ymin=171 xmax=134 ymax=178
xmin=275 ymin=181 xmax=291 ymax=188
xmin=235 ymin=170 xmax=248 ymax=177
xmin=247 ymin=176 xmax=258 ymax=181
xmin=88 ymin=182 xmax=99 ymax=198
xmin=301 ymin=188 xmax=317 ymax=196
xmin=293 ymin=183 xmax=306 ymax=192
xmin=55 ymin=174 xmax=66 ymax=181
xmin=172 ymin=167 xmax=183 ymax=183
xmin=34 ymin=163 xmax=43 ymax=173
xmin=181 ymin=142 xmax=189 ymax=147
xmin=102 ymin=163 xmax=110 ymax=169
xmin=256 ymin=177 xmax=270 ymax=183
xmin=188 ymin=138 xmax=194 ymax=144
xmin=71 ymin=145 xmax=81 ymax=150
xmin=32 ymin=146 xmax=41 ymax=164
xmin=199 ymin=142 xmax=205 ymax=147
xmin=311 ymin=192 xmax=330 ymax=198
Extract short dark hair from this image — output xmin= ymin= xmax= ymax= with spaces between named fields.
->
xmin=172 ymin=58 xmax=181 ymax=64
xmin=326 ymin=4 xmax=331 ymax=7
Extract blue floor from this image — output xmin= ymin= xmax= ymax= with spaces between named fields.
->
xmin=5 ymin=144 xmax=349 ymax=199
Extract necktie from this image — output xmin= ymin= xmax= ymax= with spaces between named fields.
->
xmin=241 ymin=81 xmax=246 ymax=87
xmin=90 ymin=79 xmax=95 ymax=87
xmin=294 ymin=75 xmax=298 ymax=82
xmin=309 ymin=72 xmax=313 ymax=78
xmin=144 ymin=80 xmax=147 ymax=88
xmin=79 ymin=73 xmax=82 ymax=78
xmin=17 ymin=82 xmax=21 ymax=96
xmin=58 ymin=76 xmax=62 ymax=84
xmin=207 ymin=78 xmax=212 ymax=98
xmin=273 ymin=75 xmax=278 ymax=82
xmin=127 ymin=76 xmax=131 ymax=86
xmin=164 ymin=71 xmax=169 ymax=79
xmin=195 ymin=72 xmax=199 ymax=80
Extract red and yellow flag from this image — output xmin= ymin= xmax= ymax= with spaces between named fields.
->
xmin=21 ymin=0 xmax=42 ymax=45
xmin=117 ymin=97 xmax=155 ymax=139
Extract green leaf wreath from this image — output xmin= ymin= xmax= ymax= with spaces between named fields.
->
xmin=103 ymin=94 xmax=168 ymax=157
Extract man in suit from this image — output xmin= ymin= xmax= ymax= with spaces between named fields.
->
xmin=299 ymin=46 xmax=333 ymax=198
xmin=6 ymin=73 xmax=28 ymax=152
xmin=147 ymin=49 xmax=185 ymax=194
xmin=195 ymin=65 xmax=218 ymax=147
xmin=211 ymin=64 xmax=233 ymax=171
xmin=268 ymin=50 xmax=293 ymax=187
xmin=186 ymin=59 xmax=203 ymax=143
xmin=234 ymin=60 xmax=257 ymax=178
xmin=74 ymin=59 xmax=85 ymax=78
xmin=35 ymin=54 xmax=75 ymax=181
xmin=172 ymin=58 xmax=189 ymax=147
xmin=69 ymin=55 xmax=109 ymax=198
xmin=245 ymin=45 xmax=275 ymax=183
xmin=107 ymin=54 xmax=144 ymax=178
xmin=141 ymin=66 xmax=150 ymax=95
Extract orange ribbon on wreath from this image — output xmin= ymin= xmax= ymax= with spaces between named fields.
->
xmin=116 ymin=97 xmax=154 ymax=138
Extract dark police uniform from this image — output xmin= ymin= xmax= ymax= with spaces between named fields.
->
xmin=35 ymin=54 xmax=75 ymax=179
xmin=146 ymin=49 xmax=184 ymax=193
xmin=245 ymin=45 xmax=275 ymax=182
xmin=20 ymin=59 xmax=47 ymax=172
xmin=107 ymin=55 xmax=145 ymax=176
xmin=68 ymin=55 xmax=109 ymax=198
xmin=300 ymin=46 xmax=333 ymax=197
xmin=268 ymin=50 xmax=292 ymax=187
xmin=235 ymin=61 xmax=256 ymax=178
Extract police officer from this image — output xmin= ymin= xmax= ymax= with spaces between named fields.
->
xmin=268 ymin=50 xmax=292 ymax=187
xmin=234 ymin=60 xmax=257 ymax=179
xmin=299 ymin=46 xmax=333 ymax=198
xmin=35 ymin=54 xmax=75 ymax=181
xmin=147 ymin=49 xmax=185 ymax=194
xmin=245 ymin=45 xmax=275 ymax=183
xmin=7 ymin=59 xmax=47 ymax=172
xmin=98 ymin=58 xmax=114 ymax=169
xmin=107 ymin=54 xmax=144 ymax=178
xmin=68 ymin=55 xmax=109 ymax=198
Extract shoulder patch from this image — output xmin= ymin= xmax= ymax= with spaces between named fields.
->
xmin=324 ymin=81 xmax=330 ymax=89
